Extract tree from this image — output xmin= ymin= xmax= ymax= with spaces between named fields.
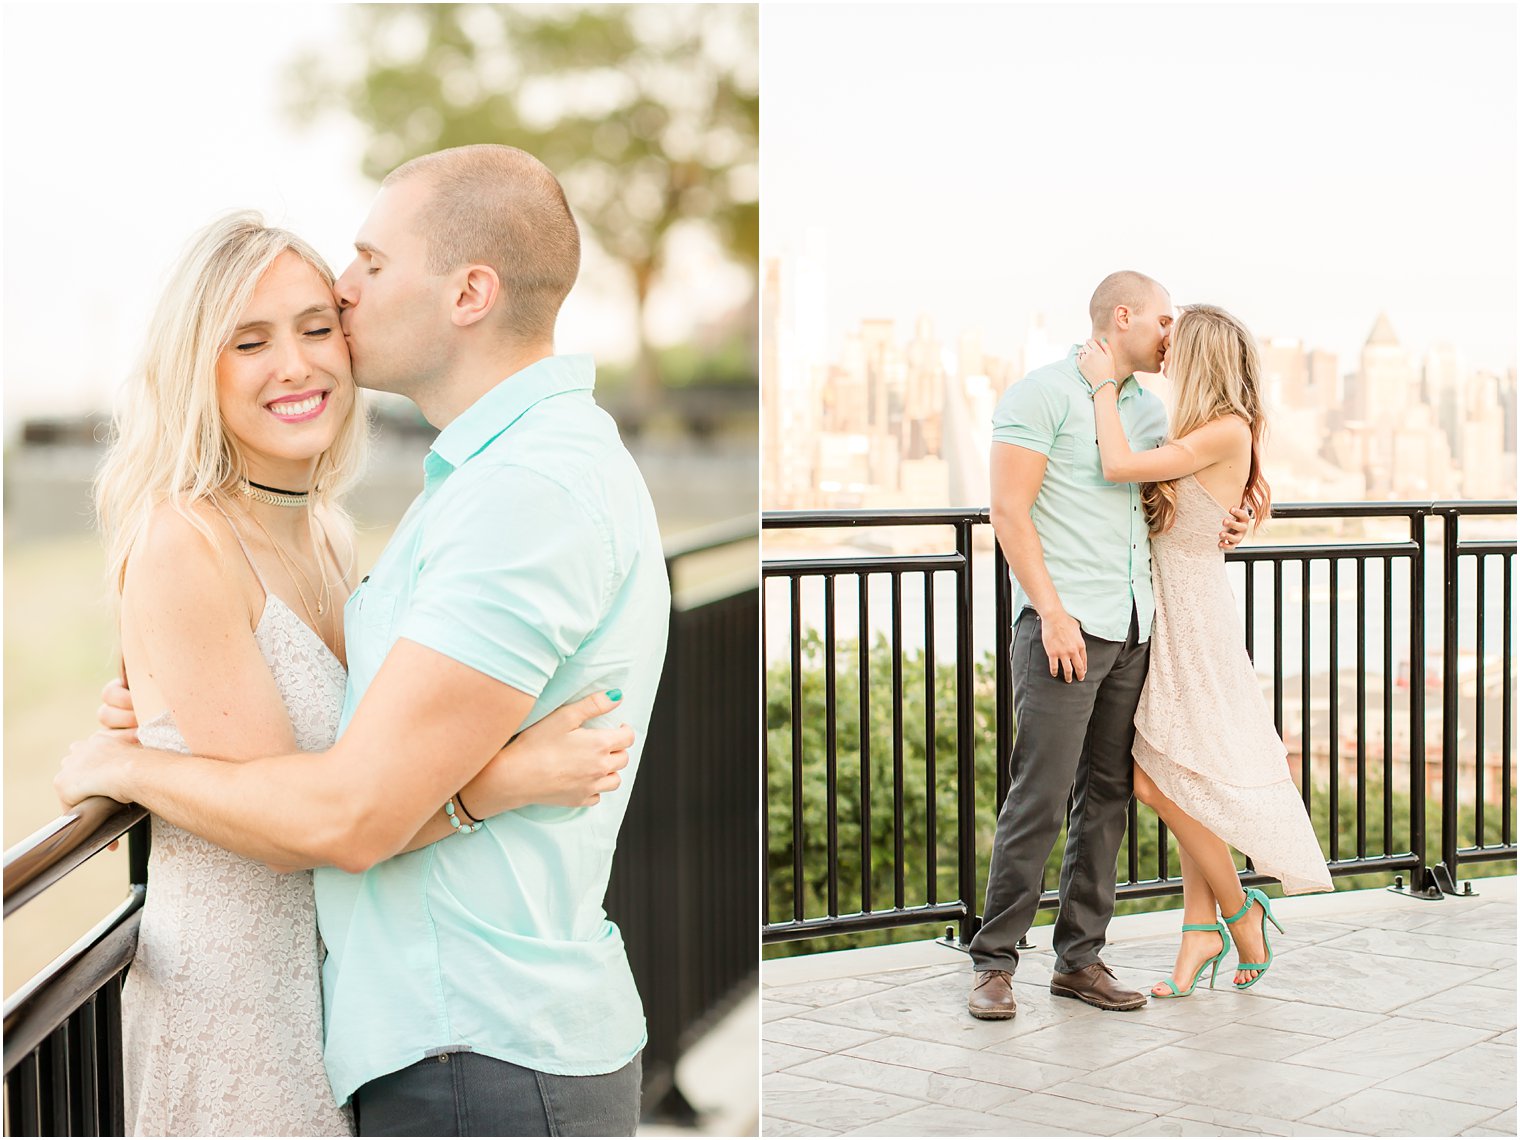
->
xmin=290 ymin=3 xmax=758 ymax=418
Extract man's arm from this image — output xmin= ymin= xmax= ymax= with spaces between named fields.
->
xmin=61 ymin=639 xmax=538 ymax=872
xmin=989 ymin=443 xmax=1087 ymax=683
xmin=61 ymin=463 xmax=617 ymax=872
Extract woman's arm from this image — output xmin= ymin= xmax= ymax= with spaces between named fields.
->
xmin=1077 ymin=338 xmax=1250 ymax=484
xmin=113 ymin=504 xmax=308 ymax=868
xmin=393 ymin=691 xmax=634 ymax=853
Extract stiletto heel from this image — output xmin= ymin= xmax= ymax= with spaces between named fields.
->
xmin=1152 ymin=921 xmax=1231 ymax=999
xmin=1223 ymin=887 xmax=1280 ymax=990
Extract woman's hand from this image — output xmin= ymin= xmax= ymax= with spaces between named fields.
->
xmin=1077 ymin=337 xmax=1117 ymax=392
xmin=460 ymin=689 xmax=635 ymax=814
xmin=56 ymin=731 xmax=141 ymax=811
xmin=97 ymin=677 xmax=139 ymax=737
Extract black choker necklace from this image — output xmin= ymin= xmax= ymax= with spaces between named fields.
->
xmin=241 ymin=479 xmax=311 ymax=508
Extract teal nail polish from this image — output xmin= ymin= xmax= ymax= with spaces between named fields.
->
xmin=606 ymin=688 xmax=623 ymax=702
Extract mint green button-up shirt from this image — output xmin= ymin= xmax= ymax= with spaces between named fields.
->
xmin=991 ymin=346 xmax=1168 ymax=643
xmin=314 ymin=354 xmax=670 ymax=1104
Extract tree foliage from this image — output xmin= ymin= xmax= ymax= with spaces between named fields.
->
xmin=766 ymin=635 xmax=1509 ymax=959
xmin=289 ymin=4 xmax=758 ymax=410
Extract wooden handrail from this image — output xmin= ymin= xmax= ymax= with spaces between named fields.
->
xmin=3 ymin=798 xmax=147 ymax=917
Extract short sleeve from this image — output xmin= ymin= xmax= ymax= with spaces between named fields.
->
xmin=991 ymin=376 xmax=1065 ymax=456
xmin=397 ymin=466 xmax=609 ymax=698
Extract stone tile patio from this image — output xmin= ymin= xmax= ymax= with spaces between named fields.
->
xmin=762 ymin=877 xmax=1515 ymax=1137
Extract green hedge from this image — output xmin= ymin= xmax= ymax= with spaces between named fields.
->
xmin=766 ymin=635 xmax=1512 ymax=959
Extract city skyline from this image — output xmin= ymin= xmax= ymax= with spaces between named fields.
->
xmin=763 ymin=245 xmax=1517 ymax=511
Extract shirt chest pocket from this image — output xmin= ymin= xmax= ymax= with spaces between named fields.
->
xmin=1052 ymin=413 xmax=1108 ymax=486
xmin=348 ymin=580 xmax=398 ymax=642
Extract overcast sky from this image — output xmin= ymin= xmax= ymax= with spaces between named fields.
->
xmin=2 ymin=3 xmax=747 ymax=423
xmin=762 ymin=2 xmax=1518 ymax=373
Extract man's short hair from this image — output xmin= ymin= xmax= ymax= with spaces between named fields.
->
xmin=384 ymin=145 xmax=581 ymax=342
xmin=1089 ymin=270 xmax=1164 ymax=329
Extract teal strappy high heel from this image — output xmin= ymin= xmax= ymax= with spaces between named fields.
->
xmin=1153 ymin=920 xmax=1231 ymax=998
xmin=1224 ymin=887 xmax=1284 ymax=990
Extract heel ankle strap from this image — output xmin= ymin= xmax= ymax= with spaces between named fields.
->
xmin=1222 ymin=897 xmax=1254 ymax=925
xmin=1181 ymin=923 xmax=1222 ymax=932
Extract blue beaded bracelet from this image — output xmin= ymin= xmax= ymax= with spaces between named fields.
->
xmin=444 ymin=799 xmax=483 ymax=834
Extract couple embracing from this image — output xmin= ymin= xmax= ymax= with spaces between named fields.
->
xmin=55 ymin=145 xmax=667 ymax=1135
xmin=968 ymin=271 xmax=1333 ymax=1021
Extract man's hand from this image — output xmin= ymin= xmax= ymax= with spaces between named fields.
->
xmin=1041 ymin=610 xmax=1088 ymax=683
xmin=56 ymin=731 xmax=141 ymax=811
xmin=466 ymin=689 xmax=634 ymax=811
xmin=1218 ymin=506 xmax=1252 ymax=550
xmin=97 ymin=677 xmax=139 ymax=738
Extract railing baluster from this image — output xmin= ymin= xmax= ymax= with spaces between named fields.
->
xmin=859 ymin=572 xmax=873 ymax=914
xmin=1274 ymin=560 xmax=1285 ymax=736
xmin=1411 ymin=512 xmax=1430 ymax=885
xmin=103 ymin=979 xmax=125 ymax=1137
xmin=1475 ymin=553 xmax=1486 ymax=850
xmin=824 ymin=574 xmax=839 ymax=917
xmin=49 ymin=1023 xmax=70 ymax=1138
xmin=1127 ymin=797 xmax=1140 ymax=887
xmin=1384 ymin=555 xmax=1395 ymax=855
xmin=77 ymin=995 xmax=100 ymax=1137
xmin=994 ymin=544 xmax=1013 ymax=812
xmin=1505 ymin=552 xmax=1514 ymax=849
xmin=925 ymin=570 xmax=937 ymax=905
xmin=761 ymin=581 xmax=771 ymax=927
xmin=891 ymin=572 xmax=905 ymax=910
xmin=789 ymin=575 xmax=805 ymax=922
xmin=12 ymin=1047 xmax=41 ymax=1136
xmin=1301 ymin=558 xmax=1313 ymax=811
xmin=1329 ymin=558 xmax=1340 ymax=862
xmin=1356 ymin=557 xmax=1367 ymax=859
xmin=1440 ymin=510 xmax=1460 ymax=881
xmin=1245 ymin=560 xmax=1255 ymax=662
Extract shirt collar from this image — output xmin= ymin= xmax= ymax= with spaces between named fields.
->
xmin=429 ymin=353 xmax=596 ymax=472
xmin=1064 ymin=344 xmax=1141 ymax=400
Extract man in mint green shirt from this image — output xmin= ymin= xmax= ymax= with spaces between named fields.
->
xmin=61 ymin=146 xmax=668 ymax=1135
xmin=967 ymin=271 xmax=1247 ymax=1022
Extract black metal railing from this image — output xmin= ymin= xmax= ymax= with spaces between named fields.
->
xmin=763 ymin=501 xmax=1515 ymax=946
xmin=4 ymin=522 xmax=758 ymax=1135
xmin=607 ymin=518 xmax=759 ymax=1118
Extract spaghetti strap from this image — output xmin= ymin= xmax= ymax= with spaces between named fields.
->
xmin=207 ymin=497 xmax=270 ymax=595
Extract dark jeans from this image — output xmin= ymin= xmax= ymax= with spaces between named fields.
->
xmin=968 ymin=607 xmax=1149 ymax=975
xmin=353 ymin=1051 xmax=642 ymax=1137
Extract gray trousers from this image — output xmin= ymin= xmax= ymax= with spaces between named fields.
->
xmin=353 ymin=1051 xmax=641 ymax=1137
xmin=969 ymin=607 xmax=1149 ymax=975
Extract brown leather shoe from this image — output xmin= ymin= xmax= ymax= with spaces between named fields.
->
xmin=968 ymin=969 xmax=1017 ymax=1020
xmin=1049 ymin=960 xmax=1146 ymax=1011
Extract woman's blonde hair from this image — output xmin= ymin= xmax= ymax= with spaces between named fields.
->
xmin=1142 ymin=304 xmax=1271 ymax=535
xmin=95 ymin=211 xmax=368 ymax=596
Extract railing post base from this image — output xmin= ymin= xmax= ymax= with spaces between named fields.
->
xmin=936 ymin=929 xmax=971 ymax=954
xmin=1387 ymin=869 xmax=1447 ymax=901
xmin=1428 ymin=863 xmax=1474 ymax=898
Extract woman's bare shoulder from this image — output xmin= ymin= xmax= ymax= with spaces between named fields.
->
xmin=123 ymin=499 xmax=256 ymax=617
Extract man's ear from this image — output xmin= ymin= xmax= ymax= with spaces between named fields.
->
xmin=451 ymin=264 xmax=501 ymax=328
xmin=1113 ymin=305 xmax=1132 ymax=331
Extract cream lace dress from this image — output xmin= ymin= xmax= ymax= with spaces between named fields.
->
xmin=1132 ymin=474 xmax=1334 ymax=895
xmin=122 ymin=581 xmax=353 ymax=1136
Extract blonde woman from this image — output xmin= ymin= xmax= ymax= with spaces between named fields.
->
xmin=1076 ymin=306 xmax=1331 ymax=1001
xmin=94 ymin=213 xmax=629 ymax=1135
